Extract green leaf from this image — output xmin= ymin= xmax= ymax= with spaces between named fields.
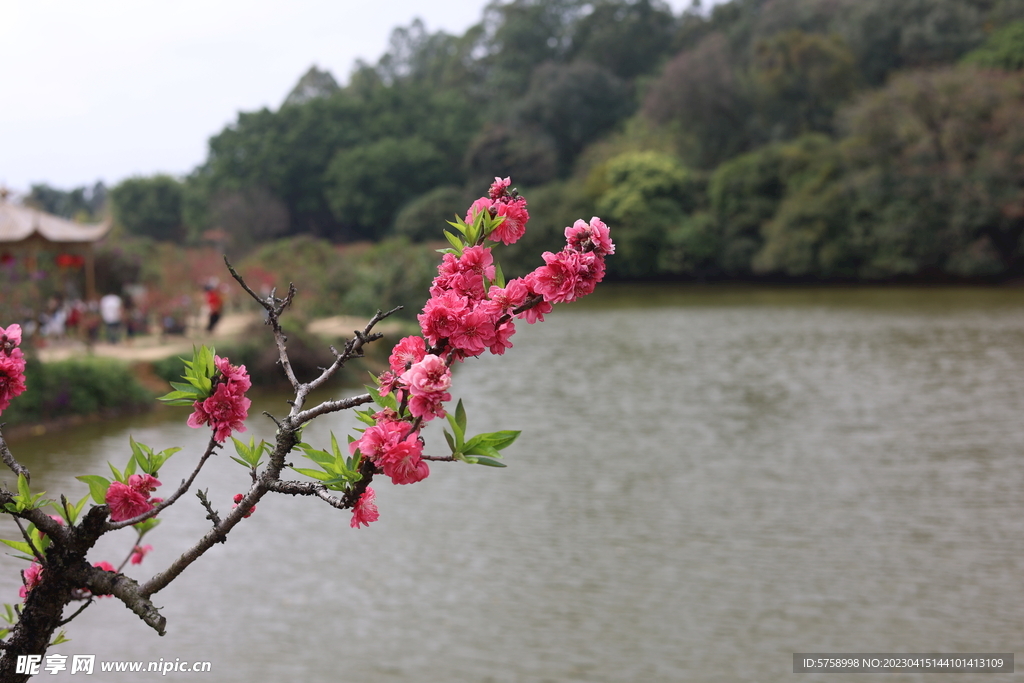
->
xmin=470 ymin=456 xmax=507 ymax=468
xmin=443 ymin=229 xmax=464 ymax=252
xmin=445 ymin=412 xmax=465 ymax=449
xmin=464 ymin=443 xmax=502 ymax=460
xmin=455 ymin=399 xmax=467 ymax=433
xmin=107 ymin=463 xmax=123 ymax=484
xmin=133 ymin=517 xmax=160 ymax=533
xmin=76 ymin=475 xmax=112 ymax=505
xmin=292 ymin=468 xmax=331 ymax=482
xmin=365 ymin=384 xmax=397 ymax=411
xmin=0 ymin=539 xmax=34 ymax=555
xmin=444 ymin=429 xmax=457 ymax=453
xmin=494 ymin=261 xmax=506 ymax=289
xmin=50 ymin=630 xmax=69 ymax=646
xmin=16 ymin=474 xmax=30 ymax=503
xmin=485 ymin=430 xmax=521 ymax=451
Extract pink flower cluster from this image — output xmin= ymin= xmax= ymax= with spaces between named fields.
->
xmin=350 ymin=418 xmax=429 ymax=485
xmin=187 ymin=356 xmax=251 ymax=442
xmin=525 ymin=217 xmax=615 ymax=305
xmin=346 ymin=180 xmax=611 ymax=529
xmin=106 ymin=474 xmax=162 ymax=522
xmin=0 ymin=324 xmax=27 ymax=415
xmin=465 ymin=176 xmax=530 ymax=245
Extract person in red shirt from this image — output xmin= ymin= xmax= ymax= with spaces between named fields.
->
xmin=205 ymin=284 xmax=223 ymax=333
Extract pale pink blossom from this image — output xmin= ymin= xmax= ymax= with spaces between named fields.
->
xmin=20 ymin=562 xmax=43 ymax=600
xmin=350 ymin=487 xmax=379 ymax=529
xmin=106 ymin=481 xmax=154 ymax=522
xmin=130 ymin=545 xmax=153 ymax=565
xmin=0 ymin=324 xmax=23 ymax=348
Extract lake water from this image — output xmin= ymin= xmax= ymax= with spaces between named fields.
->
xmin=3 ymin=284 xmax=1024 ymax=682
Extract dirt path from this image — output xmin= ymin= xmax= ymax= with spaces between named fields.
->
xmin=35 ymin=312 xmax=406 ymax=364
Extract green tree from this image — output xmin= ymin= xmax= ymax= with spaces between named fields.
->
xmin=752 ymin=29 xmax=860 ymax=138
xmin=643 ymin=32 xmax=754 ymax=168
xmin=839 ymin=66 xmax=1024 ymax=277
xmin=393 ymin=186 xmax=473 ymax=242
xmin=962 ymin=20 xmax=1024 ymax=70
xmin=595 ymin=151 xmax=701 ymax=277
xmin=516 ymin=61 xmax=631 ymax=174
xmin=835 ymin=0 xmax=986 ymax=86
xmin=324 ymin=137 xmax=451 ymax=239
xmin=25 ymin=182 xmax=106 ymax=221
xmin=568 ymin=0 xmax=676 ymax=79
xmin=109 ymin=175 xmax=184 ymax=241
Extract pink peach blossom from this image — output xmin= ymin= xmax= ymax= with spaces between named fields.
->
xmin=350 ymin=487 xmax=379 ymax=528
xmin=215 ymin=356 xmax=252 ymax=393
xmin=0 ymin=324 xmax=23 ymax=348
xmin=20 ymin=562 xmax=43 ymax=600
xmin=449 ymin=306 xmax=497 ymax=357
xmin=565 ymin=217 xmax=615 ymax=256
xmin=188 ymin=382 xmax=251 ymax=443
xmin=418 ymin=291 xmax=469 ymax=345
xmin=127 ymin=474 xmax=161 ymax=496
xmin=487 ymin=279 xmax=530 ymax=312
xmin=488 ymin=176 xmax=511 ymax=199
xmin=130 ymin=545 xmax=153 ymax=565
xmin=465 ymin=196 xmax=494 ymax=223
xmin=106 ymin=481 xmax=154 ymax=522
xmin=401 ymin=355 xmax=451 ymax=396
xmin=491 ymin=199 xmax=529 ymax=245
xmin=389 ymin=336 xmax=427 ymax=374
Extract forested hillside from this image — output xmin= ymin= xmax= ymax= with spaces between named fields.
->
xmin=34 ymin=0 xmax=1024 ymax=281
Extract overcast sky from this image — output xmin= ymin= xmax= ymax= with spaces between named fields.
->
xmin=0 ymin=0 xmax=716 ymax=193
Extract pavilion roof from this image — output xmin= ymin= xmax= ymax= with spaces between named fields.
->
xmin=0 ymin=201 xmax=110 ymax=244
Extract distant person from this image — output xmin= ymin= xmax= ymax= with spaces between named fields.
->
xmin=100 ymin=292 xmax=123 ymax=343
xmin=205 ymin=283 xmax=223 ymax=333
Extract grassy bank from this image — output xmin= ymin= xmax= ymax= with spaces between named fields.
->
xmin=2 ymin=356 xmax=154 ymax=431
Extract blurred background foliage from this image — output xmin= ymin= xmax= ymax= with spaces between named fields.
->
xmin=28 ymin=0 xmax=1024 ymax=289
